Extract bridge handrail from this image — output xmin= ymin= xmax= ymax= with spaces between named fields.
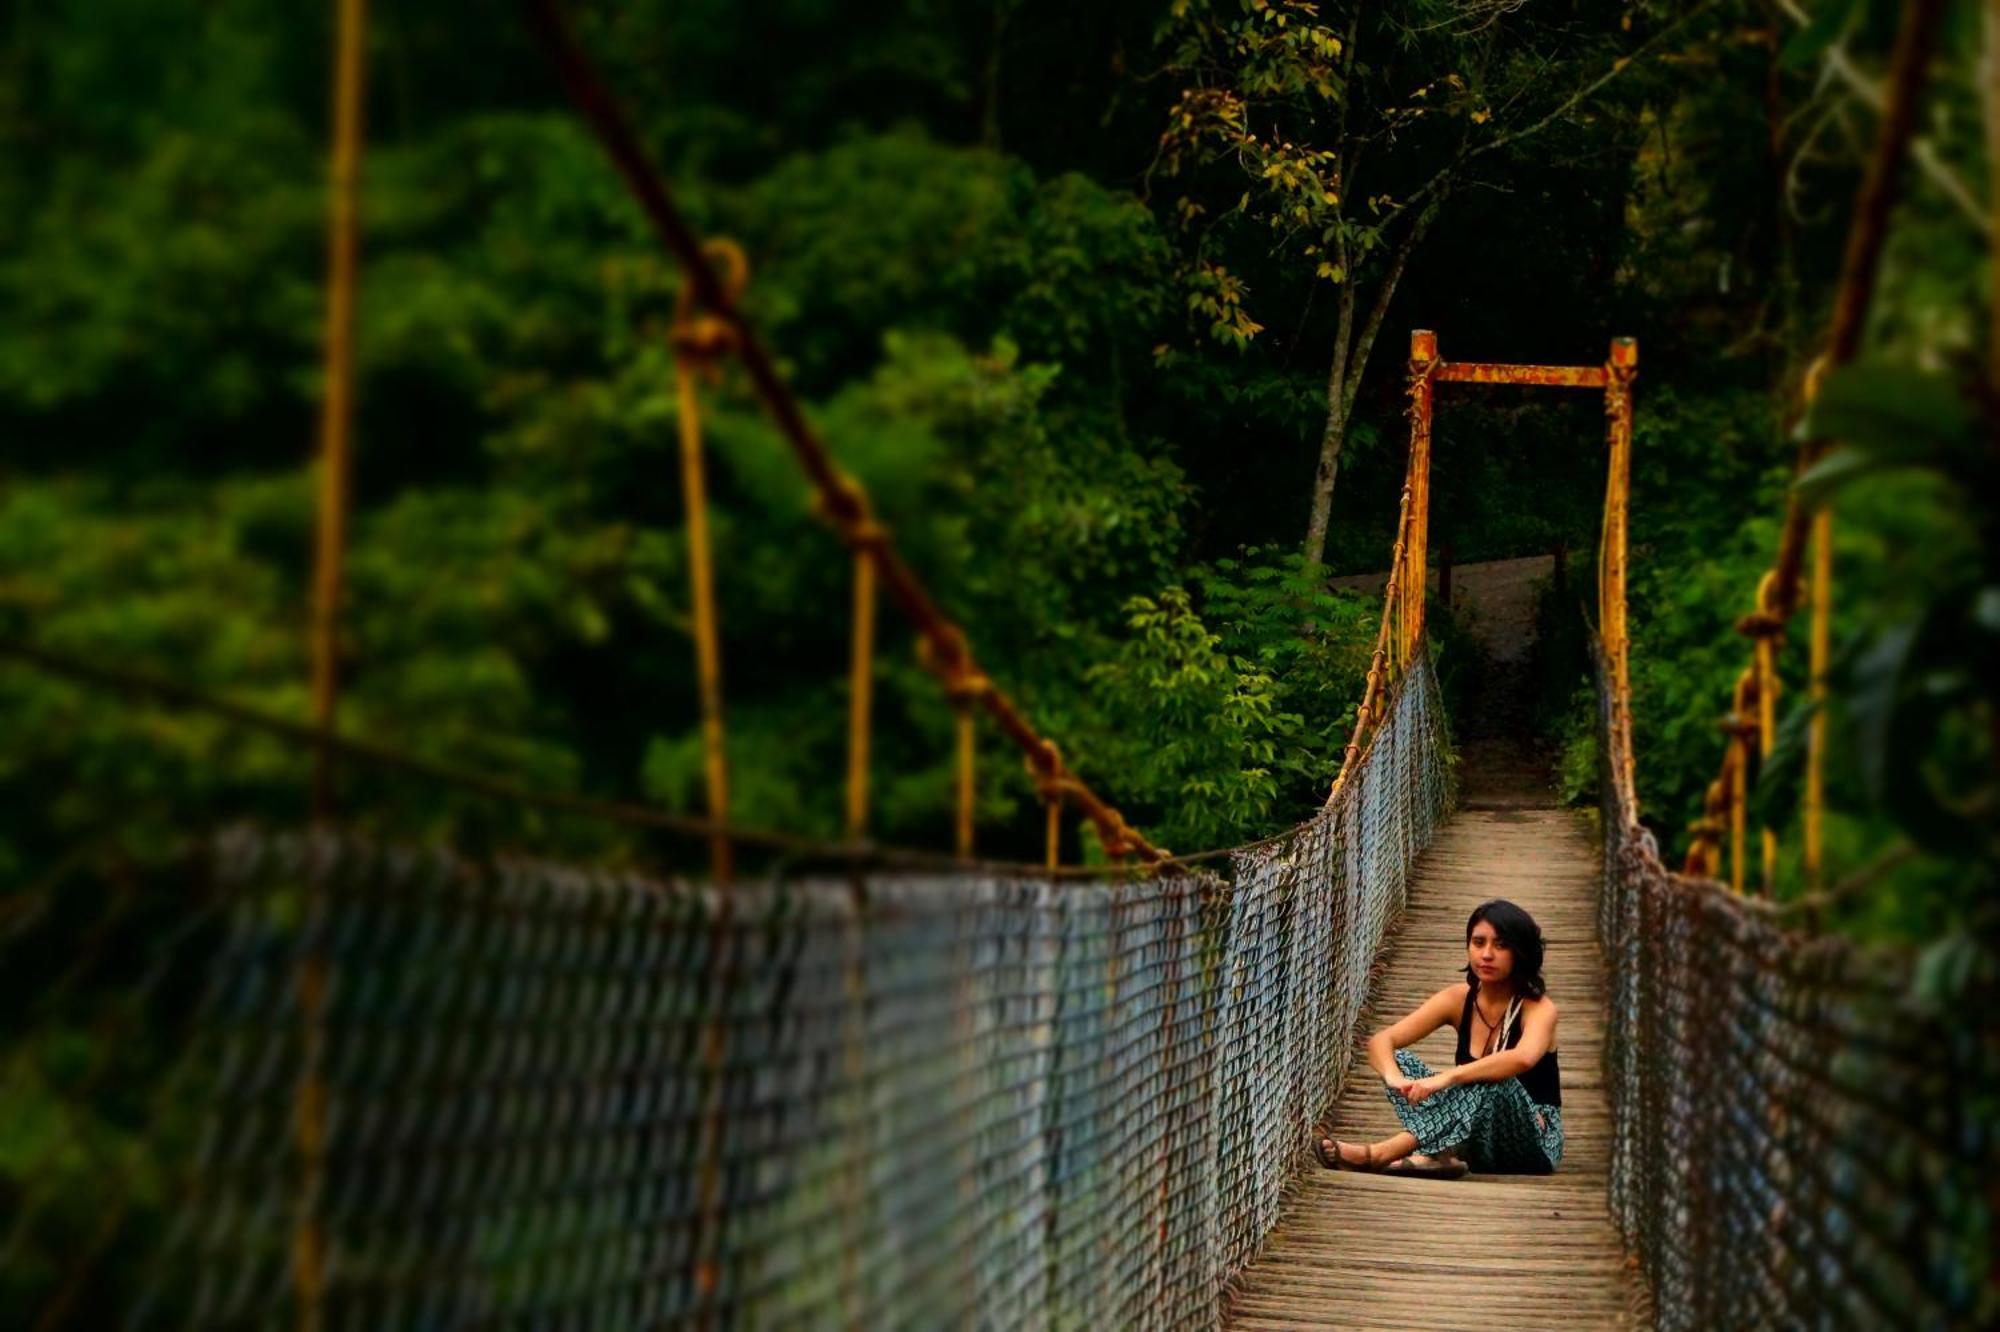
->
xmin=2 ymin=653 xmax=1453 ymax=1327
xmin=1590 ymin=640 xmax=1996 ymax=1329
xmin=1587 ymin=9 xmax=1996 ymax=1324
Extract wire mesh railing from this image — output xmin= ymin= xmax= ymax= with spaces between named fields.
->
xmin=2 ymin=653 xmax=1452 ymax=1330
xmin=1583 ymin=4 xmax=1998 ymax=1322
xmin=1591 ymin=645 xmax=1997 ymax=1330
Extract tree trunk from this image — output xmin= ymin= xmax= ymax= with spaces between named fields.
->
xmin=981 ymin=0 xmax=1007 ymax=150
xmin=1300 ymin=201 xmax=1442 ymax=568
xmin=1301 ymin=397 xmax=1351 ymax=569
xmin=1301 ymin=285 xmax=1358 ymax=568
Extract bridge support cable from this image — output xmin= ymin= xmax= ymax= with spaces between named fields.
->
xmin=1804 ymin=504 xmax=1831 ymax=889
xmin=844 ymin=534 xmax=879 ymax=842
xmin=669 ymin=240 xmax=748 ymax=884
xmin=1328 ymin=334 xmax=1428 ymax=798
xmin=1679 ymin=0 xmax=1947 ymax=892
xmin=524 ymin=0 xmax=1164 ymax=865
xmin=297 ymin=0 xmax=369 ymax=1324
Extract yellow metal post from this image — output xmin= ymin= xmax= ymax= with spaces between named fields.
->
xmin=1727 ymin=735 xmax=1747 ymax=896
xmin=299 ymin=0 xmax=366 ymax=1325
xmin=1735 ymin=572 xmax=1785 ymax=897
xmin=309 ymin=0 xmax=367 ymax=818
xmin=1405 ymin=330 xmax=1437 ymax=663
xmin=1753 ymin=574 xmax=1781 ymax=896
xmin=1725 ymin=671 xmax=1757 ymax=896
xmin=1602 ymin=338 xmax=1638 ymax=798
xmin=1804 ymin=499 xmax=1832 ymax=892
xmin=954 ymin=709 xmax=976 ymax=860
xmin=845 ymin=547 xmax=876 ymax=840
xmin=669 ymin=241 xmax=748 ymax=883
xmin=674 ymin=357 xmax=733 ymax=882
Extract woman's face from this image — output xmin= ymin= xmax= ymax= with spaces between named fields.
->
xmin=1467 ymin=919 xmax=1515 ymax=984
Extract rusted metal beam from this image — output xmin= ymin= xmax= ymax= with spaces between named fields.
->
xmin=1434 ymin=362 xmax=1608 ymax=388
xmin=1601 ymin=337 xmax=1639 ymax=803
xmin=1404 ymin=330 xmax=1437 ymax=660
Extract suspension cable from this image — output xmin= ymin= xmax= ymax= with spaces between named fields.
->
xmin=523 ymin=0 xmax=1166 ymax=864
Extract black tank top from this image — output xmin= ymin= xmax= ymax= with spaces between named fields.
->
xmin=1455 ymin=987 xmax=1562 ymax=1107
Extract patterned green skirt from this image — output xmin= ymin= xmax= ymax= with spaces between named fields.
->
xmin=1385 ymin=1050 xmax=1564 ymax=1174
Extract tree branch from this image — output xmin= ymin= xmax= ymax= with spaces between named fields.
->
xmin=1340 ymin=194 xmax=1443 ymax=424
xmin=1325 ymin=262 xmax=1356 ymax=422
xmin=1770 ymin=0 xmax=1992 ymax=237
xmin=1382 ymin=0 xmax=1724 ymax=234
xmin=1476 ymin=0 xmax=1723 ymax=162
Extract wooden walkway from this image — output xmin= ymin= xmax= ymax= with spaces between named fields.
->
xmin=1224 ymin=736 xmax=1645 ymax=1329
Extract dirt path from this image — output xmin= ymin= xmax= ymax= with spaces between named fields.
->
xmin=1331 ymin=553 xmax=1559 ymax=663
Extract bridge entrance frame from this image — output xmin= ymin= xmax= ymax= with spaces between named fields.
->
xmin=1400 ymin=328 xmax=1640 ymax=800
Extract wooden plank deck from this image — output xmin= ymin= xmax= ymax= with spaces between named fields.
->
xmin=1224 ymin=739 xmax=1646 ymax=1329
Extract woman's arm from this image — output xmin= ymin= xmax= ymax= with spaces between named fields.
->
xmin=1364 ymin=985 xmax=1467 ymax=1089
xmin=1407 ymin=998 xmax=1558 ymax=1101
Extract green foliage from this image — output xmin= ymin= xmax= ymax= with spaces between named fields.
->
xmin=1155 ymin=1 xmax=1457 ymax=345
xmin=1795 ymin=362 xmax=1983 ymax=502
xmin=740 ymin=132 xmax=1172 ymax=381
xmin=0 ymin=60 xmax=1199 ymax=866
xmin=1784 ymin=362 xmax=1994 ymax=881
xmin=0 ymin=477 xmax=309 ymax=872
xmin=1085 ymin=586 xmax=1302 ymax=849
xmin=1153 ymin=0 xmax=1638 ymax=353
xmin=1423 ymin=588 xmax=1492 ymax=732
xmin=0 ymin=0 xmax=1981 ymax=908
xmin=1077 ymin=551 xmax=1375 ymax=850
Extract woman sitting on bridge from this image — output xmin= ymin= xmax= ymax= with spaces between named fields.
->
xmin=1316 ymin=898 xmax=1563 ymax=1180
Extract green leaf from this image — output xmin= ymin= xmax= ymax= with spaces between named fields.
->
xmin=1913 ymin=932 xmax=1981 ymax=1007
xmin=1793 ymin=446 xmax=1886 ymax=506
xmin=1795 ymin=362 xmax=1976 ymax=462
xmin=1838 ymin=602 xmax=1987 ymax=855
xmin=1840 ymin=616 xmax=1918 ymax=806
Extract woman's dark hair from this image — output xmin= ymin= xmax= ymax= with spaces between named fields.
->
xmin=1464 ymin=899 xmax=1546 ymax=999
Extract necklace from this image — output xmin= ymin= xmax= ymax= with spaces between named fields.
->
xmin=1473 ymin=994 xmax=1520 ymax=1057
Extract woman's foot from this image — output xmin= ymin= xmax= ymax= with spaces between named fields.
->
xmin=1383 ymin=1151 xmax=1468 ymax=1180
xmin=1315 ymin=1137 xmax=1379 ymax=1171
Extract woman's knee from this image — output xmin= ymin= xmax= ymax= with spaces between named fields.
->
xmin=1394 ymin=1049 xmax=1430 ymax=1078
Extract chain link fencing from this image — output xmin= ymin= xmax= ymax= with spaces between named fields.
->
xmin=3 ymin=657 xmax=1452 ymax=1329
xmin=1592 ymin=648 xmax=1998 ymax=1330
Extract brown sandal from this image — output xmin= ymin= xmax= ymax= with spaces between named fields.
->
xmin=1383 ymin=1154 xmax=1469 ymax=1180
xmin=1314 ymin=1137 xmax=1379 ymax=1171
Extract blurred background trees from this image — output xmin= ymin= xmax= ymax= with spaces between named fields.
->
xmin=0 ymin=0 xmax=1990 ymax=919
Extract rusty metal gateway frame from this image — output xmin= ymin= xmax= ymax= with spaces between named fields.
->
xmin=1401 ymin=328 xmax=1639 ymax=798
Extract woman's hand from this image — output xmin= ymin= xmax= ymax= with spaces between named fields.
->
xmin=1403 ymin=1073 xmax=1452 ymax=1105
xmin=1382 ymin=1072 xmax=1417 ymax=1098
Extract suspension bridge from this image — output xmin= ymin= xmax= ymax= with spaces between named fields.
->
xmin=2 ymin=2 xmax=1992 ymax=1329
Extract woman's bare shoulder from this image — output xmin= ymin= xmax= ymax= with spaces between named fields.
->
xmin=1434 ymin=981 xmax=1472 ymax=1022
xmin=1524 ymin=992 xmax=1559 ymax=1019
